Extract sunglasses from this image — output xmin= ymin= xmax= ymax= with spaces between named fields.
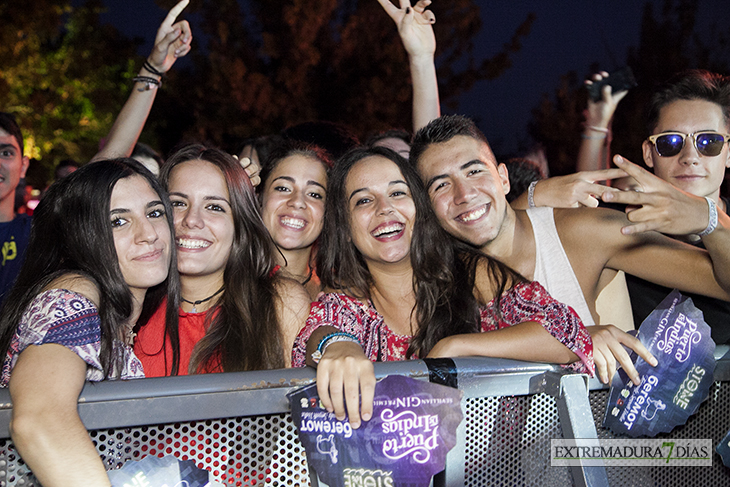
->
xmin=647 ymin=131 xmax=730 ymax=158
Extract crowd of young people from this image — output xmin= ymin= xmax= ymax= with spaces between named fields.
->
xmin=0 ymin=0 xmax=728 ymax=485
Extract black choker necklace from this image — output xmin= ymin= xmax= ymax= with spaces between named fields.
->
xmin=181 ymin=286 xmax=225 ymax=312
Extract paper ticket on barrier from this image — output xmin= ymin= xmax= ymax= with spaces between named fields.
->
xmin=288 ymin=374 xmax=463 ymax=487
xmin=603 ymin=289 xmax=716 ymax=437
xmin=109 ymin=454 xmax=224 ymax=487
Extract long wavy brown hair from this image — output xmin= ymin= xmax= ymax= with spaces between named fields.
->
xmin=160 ymin=144 xmax=285 ymax=373
xmin=317 ymin=146 xmax=524 ymax=358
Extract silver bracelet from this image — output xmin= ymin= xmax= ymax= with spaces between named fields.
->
xmin=311 ymin=333 xmax=360 ymax=364
xmin=528 ymin=180 xmax=538 ymax=209
xmin=698 ymin=197 xmax=718 ymax=237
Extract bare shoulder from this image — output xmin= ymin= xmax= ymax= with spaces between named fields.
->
xmin=42 ymin=273 xmax=101 ymax=306
xmin=275 ymin=276 xmax=312 ymax=307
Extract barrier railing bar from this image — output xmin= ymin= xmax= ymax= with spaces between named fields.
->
xmin=551 ymin=372 xmax=609 ymax=487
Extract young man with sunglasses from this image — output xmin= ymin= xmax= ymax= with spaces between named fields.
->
xmin=626 ymin=70 xmax=730 ymax=343
xmin=410 ymin=114 xmax=730 ymax=384
xmin=642 ymin=70 xmax=730 ymax=212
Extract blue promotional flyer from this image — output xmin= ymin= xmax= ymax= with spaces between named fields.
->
xmin=603 ymin=290 xmax=716 ymax=437
xmin=288 ymin=375 xmax=463 ymax=487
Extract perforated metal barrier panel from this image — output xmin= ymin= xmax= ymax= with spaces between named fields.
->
xmin=0 ymin=413 xmax=310 ymax=487
xmin=590 ymin=381 xmax=730 ymax=487
xmin=0 ymin=355 xmax=727 ymax=486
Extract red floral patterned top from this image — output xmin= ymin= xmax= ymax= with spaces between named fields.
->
xmin=292 ymin=281 xmax=594 ymax=375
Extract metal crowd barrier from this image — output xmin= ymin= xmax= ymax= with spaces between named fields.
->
xmin=0 ymin=347 xmax=728 ymax=486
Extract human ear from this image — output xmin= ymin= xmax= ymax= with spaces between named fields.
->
xmin=642 ymin=140 xmax=655 ymax=169
xmin=20 ymin=156 xmax=29 ymax=179
xmin=497 ymin=163 xmax=510 ymax=195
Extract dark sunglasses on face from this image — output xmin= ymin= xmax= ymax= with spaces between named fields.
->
xmin=647 ymin=131 xmax=730 ymax=158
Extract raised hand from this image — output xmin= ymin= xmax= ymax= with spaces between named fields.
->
xmin=146 ymin=0 xmax=193 ymax=74
xmin=231 ymin=155 xmax=261 ymax=188
xmin=376 ymin=0 xmax=436 ymax=58
xmin=584 ymin=71 xmax=629 ymax=130
xmin=602 ymin=155 xmax=712 ymax=236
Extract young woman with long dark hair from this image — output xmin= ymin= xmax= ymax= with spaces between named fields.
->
xmin=135 ymin=145 xmax=310 ymax=374
xmin=292 ymin=147 xmax=595 ymax=427
xmin=0 ymin=159 xmax=178 ymax=486
xmin=258 ymin=140 xmax=331 ymax=299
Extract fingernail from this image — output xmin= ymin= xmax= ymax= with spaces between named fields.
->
xmin=649 ymin=356 xmax=658 ymax=366
xmin=351 ymin=421 xmax=361 ymax=429
xmin=362 ymin=412 xmax=371 ymax=421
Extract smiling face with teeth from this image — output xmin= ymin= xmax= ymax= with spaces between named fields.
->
xmin=168 ymin=159 xmax=235 ymax=286
xmin=345 ymin=156 xmax=415 ymax=267
xmin=417 ymin=135 xmax=511 ymax=250
xmin=260 ymin=154 xmax=327 ymax=254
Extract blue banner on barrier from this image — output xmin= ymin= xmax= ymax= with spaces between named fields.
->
xmin=288 ymin=375 xmax=463 ymax=487
xmin=603 ymin=290 xmax=716 ymax=437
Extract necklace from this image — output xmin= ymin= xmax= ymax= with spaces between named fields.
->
xmin=181 ymin=286 xmax=225 ymax=313
xmin=123 ymin=326 xmax=137 ymax=347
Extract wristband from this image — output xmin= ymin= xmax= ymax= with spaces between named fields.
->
xmin=142 ymin=60 xmax=165 ymax=78
xmin=697 ymin=197 xmax=718 ymax=237
xmin=527 ymin=180 xmax=538 ymax=209
xmin=585 ymin=125 xmax=610 ymax=133
xmin=311 ymin=332 xmax=360 ymax=364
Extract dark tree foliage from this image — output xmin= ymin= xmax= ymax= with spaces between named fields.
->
xmin=151 ymin=0 xmax=534 ymax=153
xmin=0 ymin=0 xmax=139 ymax=179
xmin=529 ymin=0 xmax=730 ymax=177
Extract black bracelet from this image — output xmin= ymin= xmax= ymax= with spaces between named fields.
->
xmin=142 ymin=60 xmax=165 ymax=78
xmin=132 ymin=75 xmax=161 ymax=91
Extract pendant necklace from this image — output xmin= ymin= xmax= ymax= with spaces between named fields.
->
xmin=181 ymin=286 xmax=225 ymax=313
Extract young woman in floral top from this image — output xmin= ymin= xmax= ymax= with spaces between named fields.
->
xmin=292 ymin=147 xmax=598 ymax=428
xmin=0 ymin=159 xmax=178 ymax=486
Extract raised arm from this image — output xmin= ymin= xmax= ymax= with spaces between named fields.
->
xmin=376 ymin=0 xmax=439 ymax=132
xmin=91 ymin=0 xmax=192 ymax=162
xmin=576 ymin=71 xmax=629 ymax=172
xmin=9 ymin=344 xmax=110 ymax=487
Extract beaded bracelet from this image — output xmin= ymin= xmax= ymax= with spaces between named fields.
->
xmin=698 ymin=197 xmax=718 ymax=237
xmin=311 ymin=332 xmax=360 ymax=364
xmin=133 ymin=75 xmax=161 ymax=92
xmin=527 ymin=180 xmax=538 ymax=209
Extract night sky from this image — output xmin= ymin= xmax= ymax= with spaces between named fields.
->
xmin=91 ymin=0 xmax=730 ymax=154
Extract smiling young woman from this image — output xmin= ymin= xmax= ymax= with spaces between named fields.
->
xmin=258 ymin=141 xmax=331 ymax=300
xmin=134 ymin=145 xmax=311 ymax=376
xmin=0 ymin=159 xmax=178 ymax=486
